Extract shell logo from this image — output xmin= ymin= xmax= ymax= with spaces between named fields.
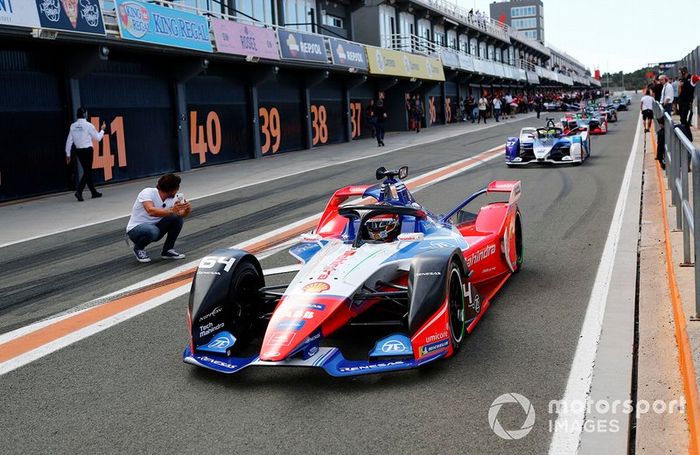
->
xmin=303 ymin=282 xmax=330 ymax=293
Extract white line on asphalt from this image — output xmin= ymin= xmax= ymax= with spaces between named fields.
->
xmin=0 ymin=146 xmax=503 ymax=373
xmin=0 ymin=115 xmax=532 ymax=249
xmin=0 ymin=285 xmax=190 ymax=376
xmin=547 ymin=115 xmax=642 ymax=454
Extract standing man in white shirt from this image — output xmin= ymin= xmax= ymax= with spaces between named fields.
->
xmin=65 ymin=107 xmax=106 ymax=201
xmin=660 ymin=75 xmax=674 ymax=115
xmin=126 ymin=173 xmax=192 ymax=263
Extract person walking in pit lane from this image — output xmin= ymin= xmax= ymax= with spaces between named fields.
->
xmin=374 ymin=99 xmax=387 ymax=146
xmin=640 ymin=89 xmax=655 ymax=133
xmin=126 ymin=173 xmax=192 ymax=263
xmin=65 ymin=107 xmax=106 ymax=202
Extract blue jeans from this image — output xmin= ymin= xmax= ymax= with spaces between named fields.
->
xmin=494 ymin=108 xmax=501 ymax=122
xmin=128 ymin=215 xmax=183 ymax=252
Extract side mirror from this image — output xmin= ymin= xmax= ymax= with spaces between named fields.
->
xmin=398 ymin=166 xmax=408 ymax=180
xmin=375 ymin=166 xmax=387 ymax=180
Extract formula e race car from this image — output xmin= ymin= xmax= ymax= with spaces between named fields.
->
xmin=505 ymin=119 xmax=591 ymax=166
xmin=184 ymin=167 xmax=523 ymax=377
xmin=562 ymin=111 xmax=607 ymax=135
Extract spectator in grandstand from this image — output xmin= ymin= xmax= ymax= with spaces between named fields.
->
xmin=126 ymin=173 xmax=192 ymax=263
xmin=640 ymin=89 xmax=655 ymax=133
xmin=660 ymin=75 xmax=674 ymax=114
xmin=374 ymin=99 xmax=387 ymax=146
xmin=678 ymin=67 xmax=696 ymax=127
xmin=477 ymin=93 xmax=488 ymax=124
xmin=65 ymin=107 xmax=106 ymax=202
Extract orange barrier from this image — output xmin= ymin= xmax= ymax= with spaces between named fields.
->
xmin=651 ymin=125 xmax=700 ymax=454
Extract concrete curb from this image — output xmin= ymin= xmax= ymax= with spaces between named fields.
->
xmin=578 ymin=118 xmax=645 ymax=454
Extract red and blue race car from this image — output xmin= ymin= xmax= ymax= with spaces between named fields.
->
xmin=184 ymin=167 xmax=523 ymax=376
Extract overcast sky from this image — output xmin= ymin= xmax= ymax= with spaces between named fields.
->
xmin=457 ymin=0 xmax=699 ymax=73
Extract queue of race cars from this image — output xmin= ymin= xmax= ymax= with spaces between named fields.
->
xmin=505 ymin=94 xmax=628 ymax=166
xmin=183 ymin=93 xmax=627 ymax=378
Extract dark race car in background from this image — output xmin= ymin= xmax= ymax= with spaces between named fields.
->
xmin=184 ymin=167 xmax=524 ymax=377
xmin=562 ymin=111 xmax=607 ymax=135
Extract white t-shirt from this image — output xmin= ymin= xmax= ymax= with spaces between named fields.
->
xmin=478 ymin=98 xmax=488 ymax=110
xmin=126 ymin=187 xmax=175 ymax=232
xmin=493 ymin=98 xmax=502 ymax=109
xmin=661 ymin=82 xmax=674 ymax=104
xmin=641 ymin=95 xmax=654 ymax=111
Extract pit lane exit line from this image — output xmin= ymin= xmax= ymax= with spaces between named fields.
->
xmin=0 ymin=145 xmax=503 ymax=376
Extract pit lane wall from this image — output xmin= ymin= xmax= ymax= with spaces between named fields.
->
xmin=0 ymin=0 xmax=581 ymax=202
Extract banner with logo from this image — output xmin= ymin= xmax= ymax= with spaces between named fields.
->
xmin=328 ymin=37 xmax=367 ymax=70
xmin=366 ymin=46 xmax=444 ymax=81
xmin=115 ymin=0 xmax=212 ymax=52
xmin=35 ymin=0 xmax=105 ymax=35
xmin=277 ymin=29 xmax=327 ymax=63
xmin=0 ymin=1 xmax=40 ymax=29
xmin=211 ymin=18 xmax=279 ymax=60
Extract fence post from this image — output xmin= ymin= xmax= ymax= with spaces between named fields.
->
xmin=681 ymin=134 xmax=692 ymax=264
xmin=691 ymin=149 xmax=700 ymax=320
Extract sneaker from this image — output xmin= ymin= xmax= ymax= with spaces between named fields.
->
xmin=133 ymin=248 xmax=151 ymax=263
xmin=161 ymin=249 xmax=186 ymax=260
xmin=74 ymin=191 xmax=84 ymax=202
xmin=92 ymin=192 xmax=102 ymax=199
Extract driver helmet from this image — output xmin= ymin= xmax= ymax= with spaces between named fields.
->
xmin=365 ymin=214 xmax=401 ymax=242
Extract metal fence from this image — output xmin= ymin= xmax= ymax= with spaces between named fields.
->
xmin=653 ymin=100 xmax=700 ymax=318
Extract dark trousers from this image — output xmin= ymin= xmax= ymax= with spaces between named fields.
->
xmin=375 ymin=123 xmax=385 ymax=143
xmin=128 ymin=215 xmax=184 ymax=252
xmin=478 ymin=110 xmax=487 ymax=123
xmin=679 ymin=102 xmax=691 ymax=126
xmin=75 ymin=147 xmax=98 ymax=195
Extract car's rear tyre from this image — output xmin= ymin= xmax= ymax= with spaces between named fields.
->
xmin=513 ymin=213 xmax=524 ymax=273
xmin=447 ymin=261 xmax=466 ymax=353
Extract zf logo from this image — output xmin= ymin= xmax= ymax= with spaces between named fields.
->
xmin=199 ymin=256 xmax=236 ymax=272
xmin=208 ymin=336 xmax=231 ymax=349
xmin=382 ymin=340 xmax=407 ymax=353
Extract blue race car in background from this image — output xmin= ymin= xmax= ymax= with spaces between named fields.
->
xmin=505 ymin=119 xmax=591 ymax=167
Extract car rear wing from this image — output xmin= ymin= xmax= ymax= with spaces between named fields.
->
xmin=440 ymin=180 xmax=522 ymax=223
xmin=487 ymin=180 xmax=522 ymax=204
